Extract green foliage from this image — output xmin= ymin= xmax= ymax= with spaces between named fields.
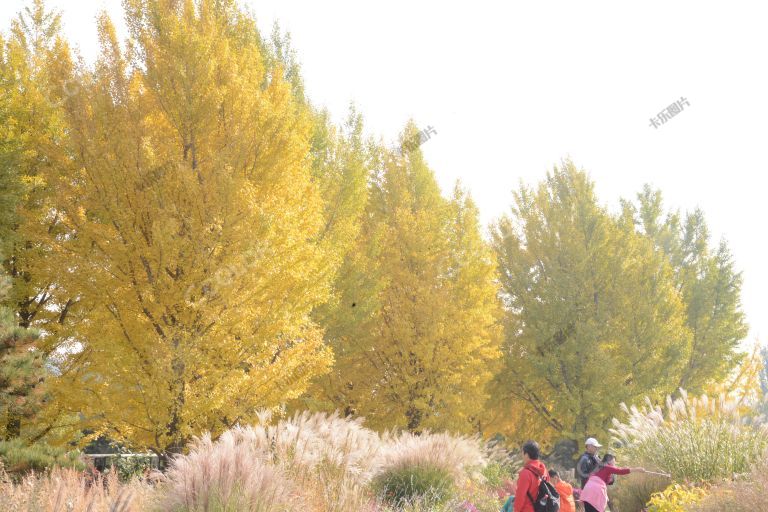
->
xmin=375 ymin=465 xmax=455 ymax=506
xmin=480 ymin=460 xmax=514 ymax=490
xmin=0 ymin=274 xmax=45 ymax=439
xmin=646 ymin=484 xmax=707 ymax=512
xmin=492 ymin=161 xmax=692 ymax=441
xmin=625 ymin=186 xmax=748 ymax=392
xmin=106 ymin=455 xmax=156 ymax=482
xmin=0 ymin=438 xmax=83 ymax=477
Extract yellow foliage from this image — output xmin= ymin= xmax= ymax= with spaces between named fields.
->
xmin=23 ymin=1 xmax=339 ymax=454
xmin=309 ymin=130 xmax=503 ymax=434
xmin=646 ymin=484 xmax=708 ymax=512
xmin=705 ymin=342 xmax=763 ymax=412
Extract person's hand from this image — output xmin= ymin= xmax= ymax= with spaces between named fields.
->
xmin=634 ymin=467 xmax=646 ymax=473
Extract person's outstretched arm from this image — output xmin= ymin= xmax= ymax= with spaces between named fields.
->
xmin=606 ymin=465 xmax=644 ymax=476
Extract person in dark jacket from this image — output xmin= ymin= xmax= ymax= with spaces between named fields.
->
xmin=513 ymin=440 xmax=549 ymax=512
xmin=576 ymin=437 xmax=601 ymax=488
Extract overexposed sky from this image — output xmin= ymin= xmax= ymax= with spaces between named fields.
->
xmin=2 ymin=1 xmax=765 ymax=343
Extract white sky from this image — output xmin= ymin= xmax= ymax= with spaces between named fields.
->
xmin=1 ymin=0 xmax=765 ymax=343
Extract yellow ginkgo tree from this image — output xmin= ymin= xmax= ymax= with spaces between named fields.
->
xmin=32 ymin=0 xmax=344 ymax=457
xmin=308 ymin=127 xmax=503 ymax=434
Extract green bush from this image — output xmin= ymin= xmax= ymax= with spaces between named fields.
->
xmin=481 ymin=460 xmax=512 ymax=490
xmin=107 ymin=454 xmax=156 ymax=482
xmin=375 ymin=465 xmax=455 ymax=506
xmin=0 ymin=439 xmax=83 ymax=478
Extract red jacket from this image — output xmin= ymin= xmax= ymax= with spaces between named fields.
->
xmin=592 ymin=464 xmax=631 ymax=483
xmin=514 ymin=460 xmax=549 ymax=512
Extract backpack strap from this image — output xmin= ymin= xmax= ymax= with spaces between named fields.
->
xmin=524 ymin=466 xmax=543 ymax=505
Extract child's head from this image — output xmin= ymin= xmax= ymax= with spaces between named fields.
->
xmin=548 ymin=469 xmax=561 ymax=483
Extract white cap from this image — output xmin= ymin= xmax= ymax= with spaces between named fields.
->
xmin=585 ymin=437 xmax=602 ymax=448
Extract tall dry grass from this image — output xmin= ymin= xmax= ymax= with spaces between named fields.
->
xmin=609 ymin=471 xmax=671 ymax=512
xmin=374 ymin=431 xmax=488 ymax=507
xmin=378 ymin=431 xmax=486 ymax=482
xmin=255 ymin=410 xmax=382 ymax=508
xmin=0 ymin=467 xmax=155 ymax=512
xmin=159 ymin=412 xmax=492 ymax=511
xmin=689 ymin=458 xmax=768 ymax=512
xmin=160 ymin=430 xmax=302 ymax=512
xmin=161 ymin=411 xmax=382 ymax=511
xmin=0 ymin=412 xmax=500 ymax=512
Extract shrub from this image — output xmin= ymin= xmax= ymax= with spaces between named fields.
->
xmin=480 ymin=461 xmax=511 ymax=492
xmin=610 ymin=390 xmax=768 ymax=482
xmin=375 ymin=431 xmax=487 ymax=507
xmin=609 ymin=471 xmax=672 ymax=512
xmin=480 ymin=442 xmax=521 ymax=493
xmin=100 ymin=453 xmax=158 ymax=482
xmin=0 ymin=439 xmax=83 ymax=478
xmin=646 ymin=484 xmax=707 ymax=512
xmin=375 ymin=465 xmax=455 ymax=506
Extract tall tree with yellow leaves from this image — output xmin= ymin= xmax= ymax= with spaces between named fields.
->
xmin=0 ymin=0 xmax=73 ymax=332
xmin=28 ymin=0 xmax=347 ymax=457
xmin=308 ymin=127 xmax=503 ymax=433
xmin=0 ymin=0 xmax=77 ymax=439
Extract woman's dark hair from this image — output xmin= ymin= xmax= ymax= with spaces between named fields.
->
xmin=522 ymin=440 xmax=541 ymax=460
xmin=601 ymin=453 xmax=616 ymax=465
xmin=548 ymin=469 xmax=559 ymax=478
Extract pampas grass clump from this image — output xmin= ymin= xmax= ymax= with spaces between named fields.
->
xmin=379 ymin=431 xmax=486 ymax=481
xmin=161 ymin=430 xmax=301 ymax=512
xmin=0 ymin=467 xmax=154 ymax=512
xmin=375 ymin=431 xmax=487 ymax=506
xmin=241 ymin=410 xmax=383 ymax=510
xmin=0 ymin=412 xmax=500 ymax=512
xmin=610 ymin=390 xmax=768 ymax=482
xmin=161 ymin=411 xmax=385 ymax=511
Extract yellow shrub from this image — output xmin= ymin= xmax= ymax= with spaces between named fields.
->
xmin=647 ymin=484 xmax=708 ymax=512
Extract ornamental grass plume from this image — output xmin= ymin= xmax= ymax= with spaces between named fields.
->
xmin=378 ymin=431 xmax=487 ymax=482
xmin=257 ymin=410 xmax=383 ymax=510
xmin=610 ymin=390 xmax=768 ymax=482
xmin=256 ymin=410 xmax=383 ymax=484
xmin=162 ymin=410 xmax=383 ymax=511
xmin=0 ymin=467 xmax=154 ymax=512
xmin=0 ymin=412 xmax=505 ymax=512
xmin=374 ymin=430 xmax=488 ymax=506
xmin=160 ymin=431 xmax=302 ymax=512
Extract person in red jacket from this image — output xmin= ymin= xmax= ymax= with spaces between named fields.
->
xmin=513 ymin=440 xmax=549 ymax=512
xmin=580 ymin=453 xmax=645 ymax=512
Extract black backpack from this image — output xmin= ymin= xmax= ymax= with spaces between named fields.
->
xmin=525 ymin=467 xmax=560 ymax=512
